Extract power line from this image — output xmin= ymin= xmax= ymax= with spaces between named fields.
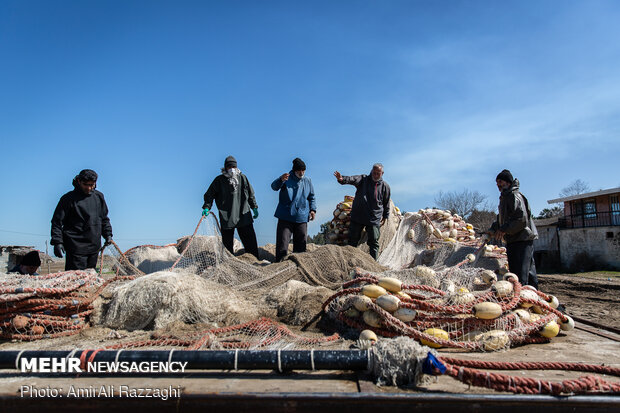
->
xmin=0 ymin=229 xmax=48 ymax=237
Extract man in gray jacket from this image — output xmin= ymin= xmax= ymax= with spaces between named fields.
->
xmin=334 ymin=163 xmax=390 ymax=260
xmin=203 ymin=156 xmax=259 ymax=259
xmin=488 ymin=169 xmax=538 ymax=288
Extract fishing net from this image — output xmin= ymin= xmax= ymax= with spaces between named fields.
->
xmin=323 ymin=266 xmax=572 ymax=352
xmin=1 ymin=208 xmax=573 ymax=357
xmin=0 ymin=269 xmax=112 ymax=341
xmin=102 ymin=317 xmax=345 ymax=350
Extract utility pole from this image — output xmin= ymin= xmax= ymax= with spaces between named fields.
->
xmin=45 ymin=241 xmax=50 ymax=274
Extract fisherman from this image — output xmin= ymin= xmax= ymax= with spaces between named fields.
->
xmin=202 ymin=156 xmax=260 ymax=259
xmin=488 ymin=169 xmax=539 ymax=288
xmin=271 ymin=158 xmax=316 ymax=262
xmin=51 ymin=169 xmax=113 ymax=270
xmin=9 ymin=250 xmax=41 ymax=275
xmin=333 ymin=163 xmax=391 ymax=260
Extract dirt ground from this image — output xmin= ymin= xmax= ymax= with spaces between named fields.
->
xmin=537 ymin=271 xmax=620 ymax=330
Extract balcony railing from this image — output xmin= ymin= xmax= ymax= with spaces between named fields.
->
xmin=558 ymin=211 xmax=620 ymax=229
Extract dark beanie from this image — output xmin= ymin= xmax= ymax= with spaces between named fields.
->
xmin=224 ymin=156 xmax=237 ymax=169
xmin=292 ymin=157 xmax=306 ymax=171
xmin=496 ymin=169 xmax=514 ymax=184
xmin=21 ymin=251 xmax=41 ymax=267
xmin=77 ymin=169 xmax=98 ymax=182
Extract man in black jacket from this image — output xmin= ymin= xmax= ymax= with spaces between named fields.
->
xmin=202 ymin=156 xmax=260 ymax=259
xmin=334 ymin=163 xmax=391 ymax=260
xmin=51 ymin=169 xmax=113 ymax=271
xmin=488 ymin=169 xmax=539 ymax=288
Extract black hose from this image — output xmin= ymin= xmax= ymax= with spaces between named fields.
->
xmin=0 ymin=349 xmax=370 ymax=372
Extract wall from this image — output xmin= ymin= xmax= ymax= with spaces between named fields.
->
xmin=559 ymin=226 xmax=620 ymax=270
xmin=534 ymin=225 xmax=558 ymax=252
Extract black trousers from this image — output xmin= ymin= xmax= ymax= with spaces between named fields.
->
xmin=506 ymin=240 xmax=539 ymax=289
xmin=65 ymin=252 xmax=99 ymax=271
xmin=275 ymin=219 xmax=308 ymax=262
xmin=348 ymin=220 xmax=381 ymax=260
xmin=221 ymin=224 xmax=259 ymax=259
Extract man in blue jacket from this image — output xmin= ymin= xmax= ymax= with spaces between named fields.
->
xmin=271 ymin=158 xmax=316 ymax=262
xmin=334 ymin=163 xmax=391 ymax=260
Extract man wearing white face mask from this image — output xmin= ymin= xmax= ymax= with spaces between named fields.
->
xmin=203 ymin=156 xmax=259 ymax=259
xmin=271 ymin=158 xmax=316 ymax=262
xmin=334 ymin=163 xmax=391 ymax=260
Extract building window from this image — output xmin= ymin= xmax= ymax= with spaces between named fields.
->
xmin=612 ymin=195 xmax=620 ymax=225
xmin=583 ymin=199 xmax=596 ymax=220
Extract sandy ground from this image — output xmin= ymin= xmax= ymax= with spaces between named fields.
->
xmin=537 ymin=272 xmax=620 ymax=330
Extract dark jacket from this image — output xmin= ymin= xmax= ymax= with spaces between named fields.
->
xmin=51 ymin=185 xmax=113 ymax=255
xmin=339 ymin=174 xmax=391 ymax=226
xmin=490 ymin=179 xmax=538 ymax=244
xmin=203 ymin=172 xmax=258 ymax=230
xmin=271 ymin=171 xmax=317 ymax=223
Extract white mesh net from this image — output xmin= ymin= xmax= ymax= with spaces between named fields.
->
xmin=1 ymin=208 xmax=572 ymax=353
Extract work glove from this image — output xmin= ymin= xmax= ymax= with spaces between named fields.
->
xmin=103 ymin=237 xmax=113 ymax=247
xmin=202 ymin=208 xmax=210 ymax=217
xmin=53 ymin=244 xmax=65 ymax=258
xmin=252 ymin=208 xmax=259 ymax=219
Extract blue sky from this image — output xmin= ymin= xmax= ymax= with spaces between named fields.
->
xmin=1 ymin=0 xmax=619 ymax=252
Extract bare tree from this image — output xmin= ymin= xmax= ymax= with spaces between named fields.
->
xmin=559 ymin=179 xmax=591 ymax=198
xmin=434 ymin=189 xmax=488 ymax=219
xmin=468 ymin=209 xmax=497 ymax=231
xmin=537 ymin=206 xmax=563 ymax=219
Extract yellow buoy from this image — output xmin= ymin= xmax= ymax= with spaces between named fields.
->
xmin=420 ymin=328 xmax=449 ymax=348
xmin=359 ymin=330 xmax=378 ymax=342
xmin=362 ymin=284 xmax=388 ymax=298
xmin=378 ymin=277 xmax=402 ymax=293
xmin=540 ymin=320 xmax=560 ymax=338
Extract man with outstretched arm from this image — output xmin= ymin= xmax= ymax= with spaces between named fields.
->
xmin=334 ymin=163 xmax=390 ymax=260
xmin=51 ymin=169 xmax=113 ymax=270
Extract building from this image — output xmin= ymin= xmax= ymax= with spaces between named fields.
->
xmin=0 ymin=245 xmax=63 ymax=274
xmin=532 ymin=216 xmax=560 ymax=271
xmin=548 ymin=187 xmax=620 ymax=270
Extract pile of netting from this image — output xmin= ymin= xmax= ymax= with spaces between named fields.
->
xmin=326 ymin=196 xmax=402 ymax=257
xmin=323 ymin=267 xmax=574 ymax=352
xmin=0 ymin=270 xmax=114 ymax=341
xmin=102 ymin=317 xmax=343 ymax=350
xmin=378 ymin=208 xmax=493 ymax=270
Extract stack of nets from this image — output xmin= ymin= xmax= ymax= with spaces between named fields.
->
xmin=323 ymin=267 xmax=573 ymax=352
xmin=0 ymin=269 xmax=109 ymax=341
xmin=327 ymin=195 xmax=354 ymax=245
xmin=326 ymin=196 xmax=403 ymax=257
xmin=378 ymin=208 xmax=505 ymax=271
xmin=102 ymin=317 xmax=344 ymax=350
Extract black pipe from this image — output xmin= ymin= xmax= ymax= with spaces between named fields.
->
xmin=0 ymin=350 xmax=370 ymax=372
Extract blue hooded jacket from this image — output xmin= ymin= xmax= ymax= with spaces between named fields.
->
xmin=271 ymin=171 xmax=317 ymax=223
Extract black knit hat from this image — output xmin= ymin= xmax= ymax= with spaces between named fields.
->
xmin=77 ymin=169 xmax=98 ymax=182
xmin=496 ymin=169 xmax=514 ymax=184
xmin=292 ymin=158 xmax=306 ymax=171
xmin=224 ymin=156 xmax=237 ymax=169
xmin=21 ymin=251 xmax=41 ymax=267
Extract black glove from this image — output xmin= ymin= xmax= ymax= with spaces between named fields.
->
xmin=53 ymin=244 xmax=65 ymax=258
xmin=103 ymin=238 xmax=113 ymax=247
